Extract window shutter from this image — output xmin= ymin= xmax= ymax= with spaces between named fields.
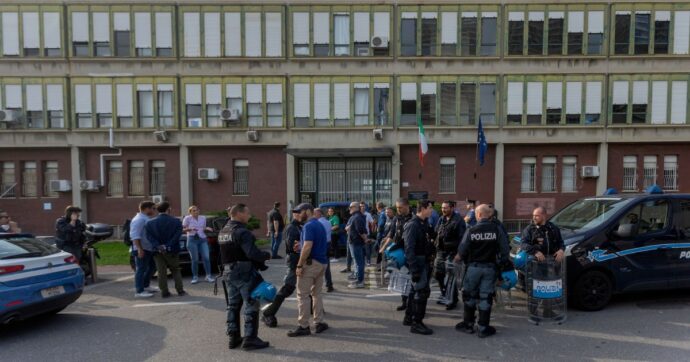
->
xmin=185 ymin=84 xmax=202 ymax=104
xmin=135 ymin=13 xmax=152 ymax=48
xmin=43 ymin=13 xmax=61 ymax=49
xmin=420 ymin=82 xmax=436 ymax=95
xmin=562 ymin=156 xmax=577 ymax=164
xmin=586 ymin=82 xmax=602 ymax=114
xmin=509 ymin=12 xmax=524 ymax=22
xmin=566 ymin=82 xmax=582 ymax=114
xmin=673 ymin=11 xmax=690 ymax=54
xmin=25 ymin=85 xmax=43 ymax=111
xmin=526 ymin=82 xmax=542 ymax=115
xmin=293 ymin=13 xmax=309 ymax=44
xmin=224 ymin=13 xmax=241 ymax=56
xmin=313 ymin=84 xmax=330 ymax=119
xmin=157 ymin=84 xmax=173 ymax=92
xmin=183 ymin=13 xmax=200 ymax=56
xmin=246 ymin=84 xmax=262 ymax=103
xmin=656 ymin=11 xmax=671 ymax=22
xmin=588 ymin=11 xmax=604 ymax=33
xmin=72 ymin=12 xmax=89 ymax=42
xmin=546 ymin=82 xmax=562 ymax=109
xmin=528 ymin=12 xmax=544 ymax=22
xmin=549 ymin=12 xmax=564 ymax=20
xmin=116 ymin=84 xmax=133 ymax=117
xmin=441 ymin=12 xmax=458 ymax=44
xmin=612 ymin=81 xmax=629 ymax=104
xmin=22 ymin=13 xmax=40 ymax=49
xmin=75 ymin=84 xmax=92 ymax=113
xmin=155 ymin=13 xmax=173 ymax=48
xmin=313 ymin=13 xmax=329 ymax=44
xmin=96 ymin=84 xmax=112 ymax=113
xmin=293 ymin=83 xmax=310 ymax=118
xmin=651 ymin=81 xmax=668 ymax=124
xmin=2 ymin=13 xmax=19 ymax=55
xmin=204 ymin=13 xmax=221 ymax=57
xmin=670 ymin=81 xmax=688 ymax=124
xmin=354 ymin=12 xmax=370 ymax=43
xmin=568 ymin=11 xmax=584 ymax=33
xmin=226 ymin=84 xmax=242 ymax=99
xmin=4 ymin=85 xmax=20 ymax=108
xmin=632 ymin=81 xmax=648 ymax=105
xmin=46 ymin=85 xmax=63 ymax=111
xmin=373 ymin=12 xmax=390 ymax=38
xmin=422 ymin=12 xmax=437 ymax=19
xmin=245 ymin=13 xmax=261 ymax=57
xmin=440 ymin=157 xmax=456 ymax=165
xmin=401 ymin=83 xmax=417 ymax=100
xmin=265 ymin=13 xmax=282 ymax=57
xmin=114 ymin=13 xmax=130 ymax=31
xmin=265 ymin=84 xmax=282 ymax=103
xmin=507 ymin=82 xmax=523 ymax=115
xmin=333 ymin=83 xmax=350 ymax=119
xmin=206 ymin=84 xmax=221 ymax=105
xmin=93 ymin=13 xmax=110 ymax=42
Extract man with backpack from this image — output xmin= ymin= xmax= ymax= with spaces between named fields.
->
xmin=130 ymin=201 xmax=159 ymax=298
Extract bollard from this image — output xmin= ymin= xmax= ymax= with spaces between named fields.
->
xmin=88 ymin=247 xmax=98 ymax=284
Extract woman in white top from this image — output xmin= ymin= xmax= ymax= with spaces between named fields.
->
xmin=182 ymin=205 xmax=214 ymax=284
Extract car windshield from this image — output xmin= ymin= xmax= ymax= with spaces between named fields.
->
xmin=550 ymin=197 xmax=635 ymax=232
xmin=0 ymin=237 xmax=61 ymax=259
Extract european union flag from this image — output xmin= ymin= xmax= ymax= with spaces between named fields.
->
xmin=477 ymin=118 xmax=488 ymax=166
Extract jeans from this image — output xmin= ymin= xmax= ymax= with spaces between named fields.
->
xmin=187 ymin=236 xmax=211 ymax=278
xmin=346 ymin=242 xmax=353 ymax=269
xmin=364 ymin=241 xmax=375 ymax=264
xmin=133 ymin=249 xmax=154 ymax=293
xmin=270 ymin=231 xmax=283 ymax=258
xmin=153 ymin=252 xmax=184 ymax=294
xmin=349 ymin=242 xmax=365 ymax=283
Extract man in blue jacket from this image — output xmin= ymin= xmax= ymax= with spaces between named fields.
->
xmin=346 ymin=202 xmax=368 ymax=289
xmin=145 ymin=201 xmax=185 ymax=298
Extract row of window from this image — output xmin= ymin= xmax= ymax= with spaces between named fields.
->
xmin=520 ymin=156 xmax=580 ymax=193
xmin=3 ymin=76 xmax=690 ymax=130
xmin=622 ymin=155 xmax=679 ymax=192
xmin=0 ymin=161 xmax=59 ymax=198
xmin=4 ymin=5 xmax=690 ymax=58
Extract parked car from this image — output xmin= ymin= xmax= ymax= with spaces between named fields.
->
xmin=514 ymin=187 xmax=690 ymax=311
xmin=0 ymin=233 xmax=84 ymax=325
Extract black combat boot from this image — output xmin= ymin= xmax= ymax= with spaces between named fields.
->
xmin=396 ymin=296 xmax=407 ymax=311
xmin=403 ymin=298 xmax=415 ymax=326
xmin=242 ymin=313 xmax=270 ymax=350
xmin=410 ymin=297 xmax=433 ymax=335
xmin=261 ymin=294 xmax=286 ymax=328
xmin=477 ymin=309 xmax=496 ymax=338
xmin=228 ymin=331 xmax=242 ymax=349
xmin=455 ymin=304 xmax=476 ymax=334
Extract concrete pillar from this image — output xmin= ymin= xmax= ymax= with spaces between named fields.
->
xmin=493 ymin=143 xmax=505 ymax=216
xmin=70 ymin=146 xmax=86 ymax=221
xmin=596 ymin=142 xmax=609 ymax=195
xmin=392 ymin=144 xmax=401 ymax=201
xmin=179 ymin=145 xmax=191 ymax=214
xmin=286 ymin=153 xmax=296 ymax=213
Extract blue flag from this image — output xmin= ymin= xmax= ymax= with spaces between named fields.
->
xmin=477 ymin=118 xmax=488 ymax=166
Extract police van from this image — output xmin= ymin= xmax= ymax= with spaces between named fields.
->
xmin=544 ymin=186 xmax=690 ymax=311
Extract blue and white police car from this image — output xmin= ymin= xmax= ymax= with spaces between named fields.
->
xmin=0 ymin=233 xmax=84 ymax=324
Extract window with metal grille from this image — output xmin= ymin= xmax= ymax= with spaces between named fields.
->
xmin=439 ymin=157 xmax=456 ymax=193
xmin=43 ymin=161 xmax=59 ymax=197
xmin=623 ymin=155 xmax=637 ymax=191
xmin=521 ymin=157 xmax=536 ymax=192
xmin=643 ymin=155 xmax=657 ymax=188
xmin=108 ymin=161 xmax=123 ymax=197
xmin=233 ymin=159 xmax=249 ymax=195
xmin=150 ymin=160 xmax=166 ymax=196
xmin=1 ymin=162 xmax=15 ymax=198
xmin=663 ymin=155 xmax=678 ymax=191
xmin=374 ymin=159 xmax=392 ymax=205
xmin=129 ymin=160 xmax=145 ymax=196
xmin=541 ymin=156 xmax=557 ymax=192
xmin=561 ymin=156 xmax=577 ymax=192
xmin=21 ymin=162 xmax=38 ymax=197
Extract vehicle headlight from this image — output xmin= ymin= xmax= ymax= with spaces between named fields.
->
xmin=564 ymin=244 xmax=576 ymax=257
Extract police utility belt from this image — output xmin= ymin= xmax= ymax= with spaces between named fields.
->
xmin=223 ymin=260 xmax=254 ymax=272
xmin=468 ymin=261 xmax=496 ymax=269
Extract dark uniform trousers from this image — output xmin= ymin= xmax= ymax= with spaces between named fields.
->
xmin=406 ymin=256 xmax=431 ymax=322
xmin=262 ymin=253 xmax=298 ymax=317
xmin=226 ymin=261 xmax=261 ymax=337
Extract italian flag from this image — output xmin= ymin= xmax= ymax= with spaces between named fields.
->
xmin=418 ymin=118 xmax=428 ymax=167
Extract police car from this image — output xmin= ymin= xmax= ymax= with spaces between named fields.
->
xmin=541 ymin=186 xmax=690 ymax=311
xmin=0 ymin=233 xmax=84 ymax=324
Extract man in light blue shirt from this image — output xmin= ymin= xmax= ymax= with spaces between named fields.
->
xmin=131 ymin=201 xmax=158 ymax=298
xmin=315 ymin=208 xmax=334 ymax=292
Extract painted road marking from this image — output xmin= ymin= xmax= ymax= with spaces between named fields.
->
xmin=133 ymin=301 xmax=202 ymax=308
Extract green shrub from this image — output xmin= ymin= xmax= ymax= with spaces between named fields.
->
xmin=205 ymin=210 xmax=260 ymax=231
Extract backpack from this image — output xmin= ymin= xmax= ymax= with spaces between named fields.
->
xmin=122 ymin=219 xmax=132 ymax=246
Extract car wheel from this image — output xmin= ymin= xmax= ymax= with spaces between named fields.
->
xmin=573 ymin=270 xmax=613 ymax=311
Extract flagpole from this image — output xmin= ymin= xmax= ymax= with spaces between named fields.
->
xmin=474 ymin=117 xmax=480 ymax=179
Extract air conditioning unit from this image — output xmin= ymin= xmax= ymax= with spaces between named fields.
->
xmin=153 ymin=130 xmax=168 ymax=143
xmin=373 ymin=128 xmax=384 ymax=141
xmin=370 ymin=35 xmax=389 ymax=49
xmin=49 ymin=179 xmax=72 ymax=192
xmin=221 ymin=108 xmax=241 ymax=124
xmin=581 ymin=166 xmax=600 ymax=178
xmin=198 ymin=168 xmax=219 ymax=181
xmin=0 ymin=109 xmax=21 ymax=122
xmin=246 ymin=130 xmax=259 ymax=142
xmin=152 ymin=195 xmax=164 ymax=204
xmin=79 ymin=180 xmax=100 ymax=192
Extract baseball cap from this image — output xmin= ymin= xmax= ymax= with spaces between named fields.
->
xmin=292 ymin=203 xmax=314 ymax=213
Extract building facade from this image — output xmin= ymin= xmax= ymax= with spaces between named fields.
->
xmin=0 ymin=0 xmax=689 ymax=235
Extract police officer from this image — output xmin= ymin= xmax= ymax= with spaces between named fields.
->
xmin=219 ymin=203 xmax=271 ymax=351
xmin=380 ymin=198 xmax=413 ymax=311
xmin=403 ymin=199 xmax=435 ymax=335
xmin=455 ymin=204 xmax=511 ymax=338
xmin=520 ymin=207 xmax=564 ymax=263
xmin=261 ymin=209 xmax=303 ymax=328
xmin=433 ymin=201 xmax=466 ymax=310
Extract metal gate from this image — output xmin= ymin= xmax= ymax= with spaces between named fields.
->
xmin=299 ymin=158 xmax=392 ymax=206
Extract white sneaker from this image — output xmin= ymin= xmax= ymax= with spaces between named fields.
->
xmin=206 ymin=276 xmax=216 ymax=283
xmin=135 ymin=291 xmax=154 ymax=298
xmin=191 ymin=277 xmax=199 ymax=284
xmin=348 ymin=282 xmax=365 ymax=289
xmin=330 ymin=258 xmax=340 ymax=263
xmin=144 ymin=286 xmax=160 ymax=293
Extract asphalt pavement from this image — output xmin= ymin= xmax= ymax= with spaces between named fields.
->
xmin=2 ymin=258 xmax=690 ymax=362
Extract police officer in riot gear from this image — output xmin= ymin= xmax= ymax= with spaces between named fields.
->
xmin=520 ymin=207 xmax=565 ymax=263
xmin=219 ymin=204 xmax=272 ymax=350
xmin=403 ymin=199 xmax=435 ymax=335
xmin=455 ymin=204 xmax=511 ymax=338
xmin=433 ymin=201 xmax=466 ymax=310
xmin=380 ymin=198 xmax=413 ymax=311
xmin=261 ymin=209 xmax=303 ymax=328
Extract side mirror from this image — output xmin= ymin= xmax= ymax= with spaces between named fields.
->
xmin=613 ymin=223 xmax=634 ymax=239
